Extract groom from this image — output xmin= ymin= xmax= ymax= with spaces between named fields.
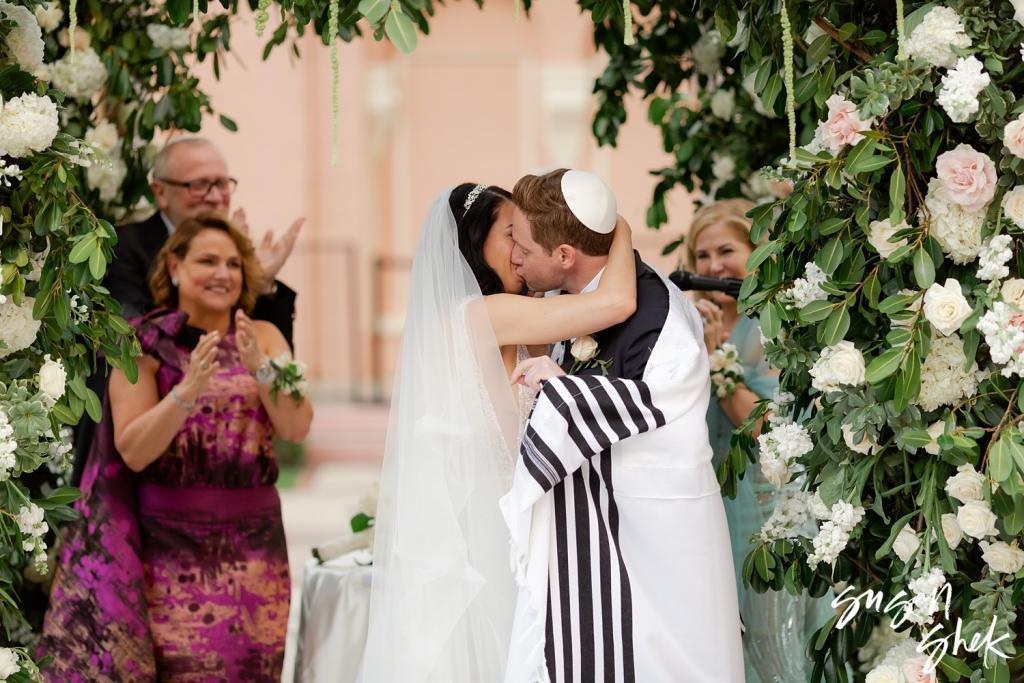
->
xmin=501 ymin=169 xmax=743 ymax=682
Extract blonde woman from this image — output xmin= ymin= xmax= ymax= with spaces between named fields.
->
xmin=687 ymin=199 xmax=828 ymax=683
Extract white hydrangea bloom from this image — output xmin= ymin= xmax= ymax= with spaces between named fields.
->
xmin=147 ymin=23 xmax=190 ymax=50
xmin=0 ymin=2 xmax=44 ymax=73
xmin=50 ymin=47 xmax=107 ymax=100
xmin=937 ymin=56 xmax=990 ymax=123
xmin=757 ymin=422 xmax=814 ymax=488
xmin=0 ymin=296 xmax=41 ymax=359
xmin=85 ymin=120 xmax=119 ymax=155
xmin=86 ymin=154 xmax=127 ymax=202
xmin=34 ymin=1 xmax=63 ymax=33
xmin=916 ymin=334 xmax=979 ymax=411
xmin=0 ymin=93 xmax=59 ymax=158
xmin=809 ymin=341 xmax=866 ymax=394
xmin=977 ymin=301 xmax=1024 ymax=378
xmin=0 ymin=408 xmax=17 ymax=481
xmin=977 ymin=234 xmax=1013 ymax=281
xmin=787 ymin=262 xmax=829 ymax=308
xmin=905 ymin=6 xmax=971 ymax=69
xmin=922 ymin=178 xmax=985 ymax=265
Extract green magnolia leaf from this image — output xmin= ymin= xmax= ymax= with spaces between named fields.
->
xmin=68 ymin=234 xmax=98 ymax=265
xmin=89 ymin=248 xmax=107 ymax=280
xmin=753 ymin=544 xmax=776 ymax=581
xmin=746 ymin=239 xmax=779 ymax=271
xmin=816 ymin=237 xmax=845 ymax=275
xmin=385 ymin=8 xmax=418 ymax=54
xmin=358 ymin=0 xmax=389 ymax=24
xmin=889 ymin=164 xmax=905 ymax=223
xmin=866 ymin=348 xmax=904 ymax=384
xmin=799 ymin=300 xmax=836 ymax=324
xmin=818 ymin=305 xmax=850 ymax=346
xmin=912 ymin=246 xmax=935 ymax=288
xmin=84 ymin=388 xmax=103 ymax=423
xmin=759 ymin=301 xmax=783 ymax=341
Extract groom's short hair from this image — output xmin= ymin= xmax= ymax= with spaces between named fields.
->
xmin=513 ymin=169 xmax=614 ymax=256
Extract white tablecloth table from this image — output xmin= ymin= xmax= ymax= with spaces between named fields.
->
xmin=292 ymin=553 xmax=373 ymax=683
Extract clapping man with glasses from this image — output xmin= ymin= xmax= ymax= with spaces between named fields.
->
xmin=71 ymin=137 xmax=304 ymax=484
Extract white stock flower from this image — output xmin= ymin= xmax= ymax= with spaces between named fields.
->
xmin=0 ymin=2 xmax=44 ymax=73
xmin=34 ymin=1 xmax=62 ymax=32
xmin=757 ymin=422 xmax=814 ymax=488
xmin=146 ymin=23 xmax=190 ymax=51
xmin=570 ymin=335 xmax=598 ymax=362
xmin=16 ymin=503 xmax=47 ymax=548
xmin=692 ymin=30 xmax=724 ymax=76
xmin=923 ymin=279 xmax=972 ymax=336
xmin=788 ymin=262 xmax=829 ymax=308
xmin=842 ymin=423 xmax=878 ymax=454
xmin=904 ymin=568 xmax=948 ymax=626
xmin=940 ymin=512 xmax=963 ymax=550
xmin=865 ymin=664 xmax=900 ymax=683
xmin=938 ymin=57 xmax=990 ymax=123
xmin=1003 ymin=185 xmax=1024 ymax=229
xmin=867 ymin=218 xmax=909 ymax=259
xmin=37 ymin=354 xmax=66 ymax=405
xmin=893 ymin=525 xmax=920 ymax=563
xmin=977 ymin=301 xmax=1024 ymax=378
xmin=1001 ymin=279 xmax=1024 ymax=309
xmin=923 ymin=421 xmax=946 ymax=456
xmin=945 ymin=463 xmax=987 ymax=503
xmin=758 ymin=490 xmax=813 ymax=542
xmin=915 ymin=334 xmax=979 ymax=411
xmin=0 ymin=647 xmax=18 ymax=679
xmin=50 ymin=47 xmax=107 ymax=100
xmin=807 ymin=490 xmax=833 ymax=520
xmin=905 ymin=6 xmax=971 ymax=69
xmin=0 ymin=93 xmax=59 ymax=158
xmin=710 ymin=88 xmax=735 ymax=119
xmin=922 ymin=178 xmax=985 ymax=265
xmin=977 ymin=234 xmax=1014 ymax=281
xmin=0 ymin=408 xmax=16 ymax=480
xmin=957 ymin=499 xmax=998 ymax=539
xmin=711 ymin=152 xmax=736 ymax=183
xmin=980 ymin=540 xmax=1024 ymax=574
xmin=810 ymin=341 xmax=866 ymax=394
xmin=0 ymin=296 xmax=41 ymax=358
xmin=86 ymin=153 xmax=127 ymax=202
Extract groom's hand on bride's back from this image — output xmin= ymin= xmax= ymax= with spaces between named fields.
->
xmin=511 ymin=356 xmax=565 ymax=392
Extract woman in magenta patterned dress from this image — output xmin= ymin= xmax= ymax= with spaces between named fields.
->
xmin=41 ymin=215 xmax=313 ymax=681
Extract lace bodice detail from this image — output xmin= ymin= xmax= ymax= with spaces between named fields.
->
xmin=515 ymin=345 xmax=538 ymax=439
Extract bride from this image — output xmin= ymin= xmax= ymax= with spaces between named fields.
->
xmin=358 ymin=182 xmax=636 ymax=681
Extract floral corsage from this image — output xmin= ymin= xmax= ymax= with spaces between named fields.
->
xmin=268 ymin=354 xmax=309 ymax=403
xmin=570 ymin=335 xmax=613 ymax=375
xmin=709 ymin=343 xmax=744 ymax=399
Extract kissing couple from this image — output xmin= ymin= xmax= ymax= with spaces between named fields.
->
xmin=358 ymin=169 xmax=744 ymax=682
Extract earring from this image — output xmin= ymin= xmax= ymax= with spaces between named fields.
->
xmin=171 ymin=276 xmax=179 ymax=287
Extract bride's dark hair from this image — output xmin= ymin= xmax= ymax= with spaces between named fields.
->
xmin=449 ymin=183 xmax=513 ymax=296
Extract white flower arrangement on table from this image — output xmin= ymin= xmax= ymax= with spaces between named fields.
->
xmin=312 ymin=483 xmax=378 ymax=565
xmin=709 ymin=342 xmax=744 ymax=399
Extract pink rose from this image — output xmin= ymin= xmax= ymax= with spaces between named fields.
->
xmin=817 ymin=95 xmax=873 ymax=154
xmin=902 ymin=656 xmax=937 ymax=683
xmin=935 ymin=144 xmax=997 ymax=211
xmin=1004 ymin=115 xmax=1024 ymax=159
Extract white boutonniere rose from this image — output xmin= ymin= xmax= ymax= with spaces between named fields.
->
xmin=571 ymin=335 xmax=599 ymax=362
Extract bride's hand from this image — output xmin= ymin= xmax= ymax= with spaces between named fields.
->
xmin=511 ymin=355 xmax=566 ymax=392
xmin=612 ymin=214 xmax=633 ymax=248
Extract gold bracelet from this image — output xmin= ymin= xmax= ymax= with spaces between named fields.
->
xmin=170 ymin=386 xmax=196 ymax=410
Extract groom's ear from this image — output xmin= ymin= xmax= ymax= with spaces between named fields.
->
xmin=554 ymin=244 xmax=577 ymax=270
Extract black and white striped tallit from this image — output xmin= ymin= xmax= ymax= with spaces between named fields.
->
xmin=500 ymin=373 xmax=677 ymax=683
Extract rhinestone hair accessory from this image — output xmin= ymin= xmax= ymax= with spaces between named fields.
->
xmin=462 ymin=184 xmax=487 ymax=216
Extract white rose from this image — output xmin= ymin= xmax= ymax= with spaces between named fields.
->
xmin=760 ymin=454 xmax=791 ymax=488
xmin=865 ymin=665 xmax=901 ymax=683
xmin=570 ymin=335 xmax=598 ymax=362
xmin=1004 ymin=115 xmax=1024 ymax=159
xmin=0 ymin=647 xmax=18 ymax=679
xmin=37 ymin=354 xmax=66 ymax=405
xmin=1002 ymin=185 xmax=1024 ymax=227
xmin=980 ymin=540 xmax=1024 ymax=574
xmin=867 ymin=218 xmax=909 ymax=258
xmin=710 ymin=88 xmax=736 ymax=119
xmin=893 ymin=525 xmax=921 ymax=563
xmin=902 ymin=656 xmax=939 ymax=683
xmin=957 ymin=499 xmax=998 ymax=540
xmin=944 ymin=463 xmax=986 ymax=503
xmin=940 ymin=512 xmax=963 ymax=550
xmin=810 ymin=341 xmax=866 ymax=393
xmin=923 ymin=279 xmax=972 ymax=336
xmin=923 ymin=421 xmax=945 ymax=456
xmin=842 ymin=423 xmax=878 ymax=455
xmin=1013 ymin=0 xmax=1024 ymax=28
xmin=1002 ymin=279 xmax=1024 ymax=309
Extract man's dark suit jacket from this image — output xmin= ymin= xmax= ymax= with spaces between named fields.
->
xmin=559 ymin=253 xmax=669 ymax=382
xmin=71 ymin=211 xmax=298 ymax=484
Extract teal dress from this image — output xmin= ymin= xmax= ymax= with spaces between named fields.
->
xmin=707 ymin=315 xmax=830 ymax=683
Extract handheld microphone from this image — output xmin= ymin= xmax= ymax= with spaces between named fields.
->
xmin=669 ymin=270 xmax=744 ymax=299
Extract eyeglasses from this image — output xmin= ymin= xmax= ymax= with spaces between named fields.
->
xmin=157 ymin=176 xmax=238 ymax=198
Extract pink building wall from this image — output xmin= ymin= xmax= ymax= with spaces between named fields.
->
xmin=193 ymin=1 xmax=692 ymax=397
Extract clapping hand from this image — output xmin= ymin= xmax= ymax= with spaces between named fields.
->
xmin=511 ymin=355 xmax=566 ymax=392
xmin=235 ymin=310 xmax=264 ymax=374
xmin=231 ymin=207 xmax=305 ymax=285
xmin=178 ymin=331 xmax=222 ymax=401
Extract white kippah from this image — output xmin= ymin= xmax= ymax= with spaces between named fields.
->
xmin=560 ymin=170 xmax=617 ymax=234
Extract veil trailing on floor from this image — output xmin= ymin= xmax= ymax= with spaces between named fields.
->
xmin=358 ymin=189 xmax=521 ymax=681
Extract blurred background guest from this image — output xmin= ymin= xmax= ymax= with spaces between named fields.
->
xmin=687 ymin=198 xmax=826 ymax=683
xmin=41 ymin=216 xmax=313 ymax=682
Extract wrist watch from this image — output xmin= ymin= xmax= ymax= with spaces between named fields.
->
xmin=253 ymin=358 xmax=276 ymax=385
